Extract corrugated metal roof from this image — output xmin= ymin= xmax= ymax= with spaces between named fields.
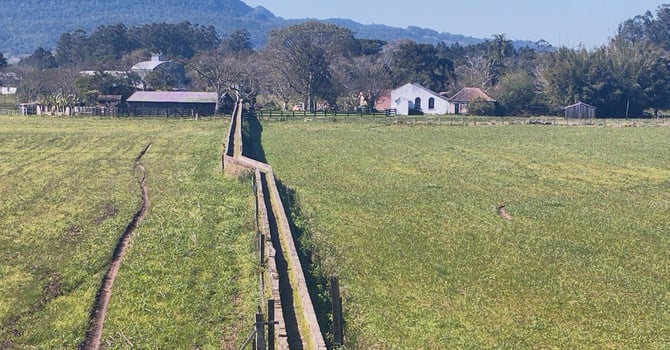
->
xmin=564 ymin=101 xmax=595 ymax=109
xmin=131 ymin=60 xmax=168 ymax=71
xmin=127 ymin=91 xmax=217 ymax=103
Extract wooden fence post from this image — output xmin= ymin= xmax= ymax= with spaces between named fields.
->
xmin=255 ymin=311 xmax=265 ymax=350
xmin=267 ymin=299 xmax=275 ymax=350
xmin=331 ymin=276 xmax=343 ymax=346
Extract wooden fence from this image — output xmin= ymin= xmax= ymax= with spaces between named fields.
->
xmin=255 ymin=110 xmax=670 ymax=127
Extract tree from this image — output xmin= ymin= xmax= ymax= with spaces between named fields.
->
xmin=55 ymin=29 xmax=91 ymax=67
xmin=494 ymin=70 xmax=538 ymax=115
xmin=264 ymin=21 xmax=358 ymax=112
xmin=454 ymin=53 xmax=492 ymax=91
xmin=130 ymin=22 xmax=219 ymax=60
xmin=537 ymin=47 xmax=591 ymax=108
xmin=15 ymin=67 xmax=47 ymax=102
xmin=221 ymin=29 xmax=253 ymax=55
xmin=87 ymin=24 xmax=136 ymax=67
xmin=387 ymin=40 xmax=454 ymax=92
xmin=0 ymin=53 xmax=7 ymax=69
xmin=189 ymin=48 xmax=246 ymax=112
xmin=345 ymin=55 xmax=392 ymax=113
xmin=257 ymin=53 xmax=295 ymax=110
xmin=20 ymin=47 xmax=57 ymax=70
xmin=486 ymin=34 xmax=514 ymax=86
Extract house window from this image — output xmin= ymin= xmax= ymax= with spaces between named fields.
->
xmin=428 ymin=97 xmax=435 ymax=110
xmin=415 ymin=97 xmax=421 ymax=111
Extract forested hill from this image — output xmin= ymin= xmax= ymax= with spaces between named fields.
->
xmin=1 ymin=0 xmax=281 ymax=54
xmin=1 ymin=0 xmax=539 ymax=56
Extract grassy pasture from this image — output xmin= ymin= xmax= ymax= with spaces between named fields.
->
xmin=0 ymin=116 xmax=258 ymax=348
xmin=261 ymin=121 xmax=670 ymax=349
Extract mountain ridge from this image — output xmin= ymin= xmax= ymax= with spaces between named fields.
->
xmin=0 ymin=0 xmax=543 ymax=56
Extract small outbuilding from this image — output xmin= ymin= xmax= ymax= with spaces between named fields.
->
xmin=447 ymin=87 xmax=496 ymax=115
xmin=126 ymin=91 xmax=218 ymax=116
xmin=564 ymin=102 xmax=596 ymax=119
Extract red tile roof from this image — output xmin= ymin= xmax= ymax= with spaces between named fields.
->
xmin=448 ymin=87 xmax=495 ymax=103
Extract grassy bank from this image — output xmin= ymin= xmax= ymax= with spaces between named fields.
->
xmin=261 ymin=121 xmax=670 ymax=349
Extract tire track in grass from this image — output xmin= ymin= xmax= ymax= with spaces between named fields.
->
xmin=80 ymin=143 xmax=152 ymax=350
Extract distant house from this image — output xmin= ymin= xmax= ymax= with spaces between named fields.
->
xmin=126 ymin=91 xmax=218 ymax=116
xmin=390 ymin=83 xmax=450 ymax=115
xmin=130 ymin=54 xmax=186 ymax=90
xmin=564 ymin=101 xmax=596 ymax=119
xmin=1 ymin=86 xmax=17 ymax=95
xmin=79 ymin=70 xmax=127 ymax=77
xmin=447 ymin=87 xmax=496 ymax=115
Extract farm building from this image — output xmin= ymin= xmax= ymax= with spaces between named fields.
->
xmin=390 ymin=83 xmax=450 ymax=115
xmin=447 ymin=87 xmax=496 ymax=115
xmin=130 ymin=54 xmax=186 ymax=90
xmin=564 ymin=101 xmax=596 ymax=118
xmin=126 ymin=91 xmax=218 ymax=116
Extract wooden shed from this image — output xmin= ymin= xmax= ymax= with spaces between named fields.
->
xmin=564 ymin=102 xmax=596 ymax=119
xmin=126 ymin=91 xmax=218 ymax=116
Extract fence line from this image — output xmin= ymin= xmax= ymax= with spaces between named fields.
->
xmin=255 ymin=110 xmax=670 ymax=127
xmin=0 ymin=108 xmax=20 ymax=115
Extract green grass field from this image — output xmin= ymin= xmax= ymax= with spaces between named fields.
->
xmin=0 ymin=116 xmax=258 ymax=348
xmin=261 ymin=121 xmax=670 ymax=349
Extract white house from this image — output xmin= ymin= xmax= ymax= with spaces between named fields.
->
xmin=390 ymin=83 xmax=449 ymax=115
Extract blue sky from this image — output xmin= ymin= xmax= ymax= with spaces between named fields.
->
xmin=244 ymin=0 xmax=663 ymax=48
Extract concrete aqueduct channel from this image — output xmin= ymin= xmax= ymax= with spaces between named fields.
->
xmin=223 ymin=101 xmax=327 ymax=350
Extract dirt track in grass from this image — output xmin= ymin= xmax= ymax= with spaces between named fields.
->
xmin=80 ymin=144 xmax=152 ymax=350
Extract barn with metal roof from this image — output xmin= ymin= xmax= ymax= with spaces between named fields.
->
xmin=126 ymin=91 xmax=218 ymax=116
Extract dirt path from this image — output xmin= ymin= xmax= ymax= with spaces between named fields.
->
xmin=80 ymin=144 xmax=152 ymax=350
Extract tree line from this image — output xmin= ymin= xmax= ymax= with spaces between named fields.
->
xmin=3 ymin=5 xmax=670 ymax=117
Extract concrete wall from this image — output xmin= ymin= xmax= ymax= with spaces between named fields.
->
xmin=222 ymin=101 xmax=327 ymax=349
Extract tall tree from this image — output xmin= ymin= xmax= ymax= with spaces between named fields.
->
xmin=264 ymin=21 xmax=358 ymax=112
xmin=189 ymin=48 xmax=246 ymax=112
xmin=87 ymin=24 xmax=136 ymax=67
xmin=55 ymin=29 xmax=91 ymax=67
xmin=537 ymin=47 xmax=591 ymax=107
xmin=493 ymin=69 xmax=538 ymax=115
xmin=486 ymin=34 xmax=514 ymax=86
xmin=345 ymin=55 xmax=393 ymax=113
xmin=387 ymin=40 xmax=453 ymax=92
xmin=221 ymin=29 xmax=253 ymax=55
xmin=20 ymin=47 xmax=57 ymax=70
